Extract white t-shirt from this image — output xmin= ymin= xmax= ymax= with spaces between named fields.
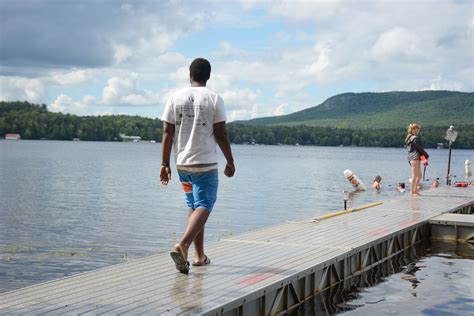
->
xmin=161 ymin=86 xmax=227 ymax=166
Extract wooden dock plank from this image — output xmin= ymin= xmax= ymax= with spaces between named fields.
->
xmin=1 ymin=205 xmax=470 ymax=314
xmin=108 ymin=248 xmax=342 ymax=315
xmin=121 ymin=247 xmax=345 ymax=315
xmin=43 ymin=243 xmax=306 ymax=315
xmin=2 ymin=235 xmax=273 ymax=307
xmin=1 ymin=187 xmax=472 ymax=315
xmin=4 ymin=242 xmax=268 ymax=313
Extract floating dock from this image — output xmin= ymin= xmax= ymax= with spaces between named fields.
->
xmin=1 ymin=187 xmax=472 ymax=315
xmin=430 ymin=213 xmax=474 ymax=242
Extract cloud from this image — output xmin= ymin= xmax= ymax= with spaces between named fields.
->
xmin=169 ymin=66 xmax=191 ymax=86
xmin=50 ymin=94 xmax=95 ymax=114
xmin=273 ymin=103 xmax=301 ymax=116
xmin=1 ymin=2 xmax=113 ymax=68
xmin=49 ymin=69 xmax=96 ymax=86
xmin=113 ymin=44 xmax=134 ymax=64
xmin=301 ymin=44 xmax=332 ymax=80
xmin=425 ymin=77 xmax=465 ymax=91
xmin=386 ymin=74 xmax=467 ymax=92
xmin=0 ymin=76 xmax=46 ymax=103
xmin=102 ymin=76 xmax=136 ymax=104
xmin=221 ymin=88 xmax=259 ymax=107
xmin=227 ymin=105 xmax=259 ymax=122
xmin=151 ymin=52 xmax=188 ymax=73
xmin=0 ymin=1 xmax=208 ymax=70
xmin=371 ymin=27 xmax=423 ymax=62
xmin=1 ymin=0 xmax=472 ymax=120
xmin=101 ymin=75 xmax=161 ymax=106
xmin=267 ymin=0 xmax=346 ymax=22
xmin=258 ymin=0 xmax=473 ymax=90
xmin=219 ymin=87 xmax=261 ymax=121
xmin=215 ymin=42 xmax=250 ymax=58
xmin=121 ymin=94 xmax=152 ymax=106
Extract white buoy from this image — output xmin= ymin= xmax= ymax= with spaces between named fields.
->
xmin=466 ymin=160 xmax=472 ymax=178
xmin=344 ymin=169 xmax=367 ymax=191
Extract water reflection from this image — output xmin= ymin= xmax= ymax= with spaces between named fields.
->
xmin=431 ymin=239 xmax=474 ymax=259
xmin=293 ymin=239 xmax=473 ymax=315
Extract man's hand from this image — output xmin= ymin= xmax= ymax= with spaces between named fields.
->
xmin=224 ymin=161 xmax=235 ymax=177
xmin=161 ymin=121 xmax=175 ymax=185
xmin=214 ymin=121 xmax=235 ymax=178
xmin=160 ymin=166 xmax=172 ymax=185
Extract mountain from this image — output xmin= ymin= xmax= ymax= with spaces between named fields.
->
xmin=1 ymin=99 xmax=473 ymax=148
xmin=241 ymin=91 xmax=474 ymax=128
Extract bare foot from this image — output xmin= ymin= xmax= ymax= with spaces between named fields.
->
xmin=411 ymin=193 xmax=421 ymax=197
xmin=194 ymin=254 xmax=207 ymax=265
xmin=174 ymin=243 xmax=188 ymax=261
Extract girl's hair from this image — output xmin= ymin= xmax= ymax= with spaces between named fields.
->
xmin=405 ymin=123 xmax=421 ymax=144
xmin=374 ymin=175 xmax=382 ymax=182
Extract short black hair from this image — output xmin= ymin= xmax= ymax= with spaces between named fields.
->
xmin=189 ymin=58 xmax=211 ymax=83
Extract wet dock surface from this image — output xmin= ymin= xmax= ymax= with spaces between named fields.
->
xmin=1 ymin=186 xmax=472 ymax=315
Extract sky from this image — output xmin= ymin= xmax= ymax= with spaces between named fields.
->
xmin=0 ymin=0 xmax=473 ymax=121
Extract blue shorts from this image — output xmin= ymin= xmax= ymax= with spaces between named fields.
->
xmin=178 ymin=170 xmax=218 ymax=212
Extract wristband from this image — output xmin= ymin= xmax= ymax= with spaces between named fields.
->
xmin=161 ymin=163 xmax=169 ymax=167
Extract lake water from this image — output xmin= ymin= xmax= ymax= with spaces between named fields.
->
xmin=342 ymin=252 xmax=474 ymax=315
xmin=1 ymin=140 xmax=473 ymax=312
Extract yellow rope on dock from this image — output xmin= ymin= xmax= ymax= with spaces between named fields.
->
xmin=314 ymin=201 xmax=383 ymax=221
xmin=286 ymin=201 xmax=384 ymax=224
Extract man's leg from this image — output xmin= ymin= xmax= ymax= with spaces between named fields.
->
xmin=173 ymin=208 xmax=193 ymax=258
xmin=174 ymin=208 xmax=209 ymax=261
xmin=193 ymin=222 xmax=206 ymax=263
xmin=185 ymin=208 xmax=206 ymax=263
xmin=174 ymin=170 xmax=216 ymax=263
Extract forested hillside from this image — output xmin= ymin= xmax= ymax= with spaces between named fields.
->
xmin=0 ymin=101 xmax=162 ymax=141
xmin=243 ymin=91 xmax=474 ymax=128
xmin=226 ymin=124 xmax=474 ymax=149
xmin=1 ymin=99 xmax=473 ymax=148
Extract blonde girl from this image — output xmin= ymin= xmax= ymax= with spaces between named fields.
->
xmin=405 ymin=123 xmax=429 ymax=196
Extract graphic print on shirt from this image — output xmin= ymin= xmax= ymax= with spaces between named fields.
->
xmin=176 ymin=94 xmax=210 ymax=135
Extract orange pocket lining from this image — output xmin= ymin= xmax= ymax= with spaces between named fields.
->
xmin=181 ymin=182 xmax=192 ymax=193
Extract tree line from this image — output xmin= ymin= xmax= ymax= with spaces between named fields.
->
xmin=1 ymin=101 xmax=473 ymax=148
xmin=226 ymin=124 xmax=474 ymax=149
xmin=0 ymin=101 xmax=162 ymax=142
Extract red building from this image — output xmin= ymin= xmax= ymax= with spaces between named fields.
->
xmin=5 ymin=133 xmax=21 ymax=140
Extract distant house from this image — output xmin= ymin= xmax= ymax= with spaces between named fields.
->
xmin=119 ymin=133 xmax=142 ymax=143
xmin=5 ymin=133 xmax=21 ymax=140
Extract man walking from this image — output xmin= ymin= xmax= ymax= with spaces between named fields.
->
xmin=160 ymin=58 xmax=235 ymax=274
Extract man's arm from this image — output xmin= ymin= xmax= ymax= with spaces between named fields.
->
xmin=160 ymin=121 xmax=175 ymax=185
xmin=214 ymin=121 xmax=235 ymax=177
